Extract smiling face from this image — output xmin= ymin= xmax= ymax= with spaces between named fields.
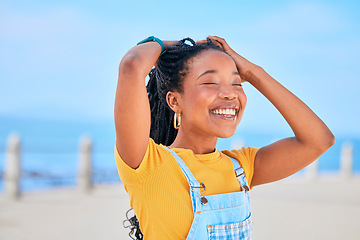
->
xmin=168 ymin=49 xmax=247 ymax=140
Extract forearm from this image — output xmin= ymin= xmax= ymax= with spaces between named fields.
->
xmin=119 ymin=40 xmax=178 ymax=78
xmin=115 ymin=41 xmax=163 ymax=168
xmin=247 ymin=66 xmax=335 ymax=150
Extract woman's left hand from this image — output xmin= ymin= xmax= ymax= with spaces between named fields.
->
xmin=197 ymin=36 xmax=259 ymax=82
xmin=199 ymin=36 xmax=335 ymax=188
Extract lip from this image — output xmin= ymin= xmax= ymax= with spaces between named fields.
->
xmin=210 ymin=103 xmax=239 ymax=111
xmin=209 ymin=103 xmax=240 ymax=121
xmin=210 ymin=111 xmax=237 ymax=121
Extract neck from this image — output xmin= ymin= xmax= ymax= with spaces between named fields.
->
xmin=169 ymin=128 xmax=218 ymax=154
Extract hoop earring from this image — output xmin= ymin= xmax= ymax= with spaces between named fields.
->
xmin=174 ymin=112 xmax=181 ymax=129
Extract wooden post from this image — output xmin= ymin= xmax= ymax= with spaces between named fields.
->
xmin=78 ymin=136 xmax=93 ymax=193
xmin=4 ymin=134 xmax=21 ymax=200
xmin=340 ymin=142 xmax=353 ymax=179
xmin=305 ymin=159 xmax=318 ymax=181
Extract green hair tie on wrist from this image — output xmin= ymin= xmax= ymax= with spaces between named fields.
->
xmin=137 ymin=36 xmax=166 ymax=56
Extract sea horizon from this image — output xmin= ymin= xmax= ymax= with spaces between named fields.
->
xmin=0 ymin=117 xmax=359 ymax=192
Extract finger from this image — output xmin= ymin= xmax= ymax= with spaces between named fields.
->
xmin=211 ymin=40 xmax=225 ymax=50
xmin=163 ymin=40 xmax=180 ymax=48
xmin=209 ymin=36 xmax=225 ymax=42
xmin=208 ymin=36 xmax=225 ymax=47
xmin=197 ymin=38 xmax=223 ymax=50
xmin=210 ymin=40 xmax=222 ymax=48
xmin=208 ymin=36 xmax=229 ymax=49
xmin=206 ymin=37 xmax=223 ymax=49
xmin=196 ymin=40 xmax=207 ymax=45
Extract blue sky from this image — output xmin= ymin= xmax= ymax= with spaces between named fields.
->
xmin=0 ymin=0 xmax=359 ymax=137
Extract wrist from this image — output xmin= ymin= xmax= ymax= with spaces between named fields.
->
xmin=244 ymin=65 xmax=267 ymax=85
xmin=137 ymin=36 xmax=166 ymax=56
xmin=238 ymin=62 xmax=261 ymax=82
xmin=163 ymin=40 xmax=179 ymax=49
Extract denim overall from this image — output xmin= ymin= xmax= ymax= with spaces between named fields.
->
xmin=165 ymin=147 xmax=252 ymax=240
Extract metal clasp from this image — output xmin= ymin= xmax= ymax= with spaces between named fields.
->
xmin=235 ymin=168 xmax=250 ymax=192
xmin=192 ymin=182 xmax=208 ymax=205
xmin=235 ymin=168 xmax=245 ymax=178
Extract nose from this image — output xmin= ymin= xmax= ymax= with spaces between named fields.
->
xmin=218 ymin=84 xmax=237 ymax=100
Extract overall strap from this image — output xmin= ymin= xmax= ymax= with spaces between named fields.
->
xmin=162 ymin=146 xmax=202 ymax=213
xmin=229 ymin=157 xmax=250 ymax=192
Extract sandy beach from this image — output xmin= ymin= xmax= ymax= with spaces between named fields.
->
xmin=1 ymin=176 xmax=360 ymax=240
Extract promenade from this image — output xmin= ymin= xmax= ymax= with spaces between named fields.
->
xmin=1 ymin=177 xmax=360 ymax=240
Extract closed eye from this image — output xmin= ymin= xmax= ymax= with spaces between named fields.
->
xmin=233 ymin=83 xmax=242 ymax=87
xmin=201 ymin=82 xmax=218 ymax=85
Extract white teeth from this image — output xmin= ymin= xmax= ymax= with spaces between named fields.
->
xmin=211 ymin=108 xmax=236 ymax=116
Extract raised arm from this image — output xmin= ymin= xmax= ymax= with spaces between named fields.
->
xmin=207 ymin=36 xmax=335 ymax=187
xmin=247 ymin=67 xmax=335 ymax=187
xmin=115 ymin=39 xmax=176 ymax=169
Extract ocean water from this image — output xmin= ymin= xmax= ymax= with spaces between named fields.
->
xmin=0 ymin=118 xmax=359 ymax=192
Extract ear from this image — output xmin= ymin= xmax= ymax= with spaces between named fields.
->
xmin=166 ymin=91 xmax=182 ymax=113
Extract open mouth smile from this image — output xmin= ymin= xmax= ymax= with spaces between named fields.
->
xmin=210 ymin=108 xmax=238 ymax=120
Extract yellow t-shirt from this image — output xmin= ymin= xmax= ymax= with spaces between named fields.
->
xmin=115 ymin=138 xmax=258 ymax=240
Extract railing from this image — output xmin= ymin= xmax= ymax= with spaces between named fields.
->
xmin=2 ymin=134 xmax=119 ymax=200
xmin=1 ymin=134 xmax=356 ymax=200
xmin=304 ymin=142 xmax=354 ymax=180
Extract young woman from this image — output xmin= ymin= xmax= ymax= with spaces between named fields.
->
xmin=114 ymin=36 xmax=334 ymax=239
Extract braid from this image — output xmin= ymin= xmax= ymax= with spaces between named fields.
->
xmin=146 ymin=37 xmax=222 ymax=145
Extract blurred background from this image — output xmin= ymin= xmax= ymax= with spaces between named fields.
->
xmin=0 ymin=0 xmax=359 ymax=239
xmin=1 ymin=0 xmax=359 ymax=192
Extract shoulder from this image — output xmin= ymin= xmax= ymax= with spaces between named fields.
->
xmin=221 ymin=147 xmax=259 ymax=186
xmin=222 ymin=147 xmax=259 ymax=161
xmin=114 ymin=138 xmax=173 ymax=184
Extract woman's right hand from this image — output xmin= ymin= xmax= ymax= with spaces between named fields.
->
xmin=163 ymin=40 xmax=179 ymax=49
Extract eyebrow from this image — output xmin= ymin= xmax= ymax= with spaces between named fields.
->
xmin=197 ymin=70 xmax=240 ymax=79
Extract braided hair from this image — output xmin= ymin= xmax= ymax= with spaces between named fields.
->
xmin=146 ymin=37 xmax=223 ymax=146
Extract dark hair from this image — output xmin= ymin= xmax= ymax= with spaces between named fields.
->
xmin=146 ymin=37 xmax=223 ymax=146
